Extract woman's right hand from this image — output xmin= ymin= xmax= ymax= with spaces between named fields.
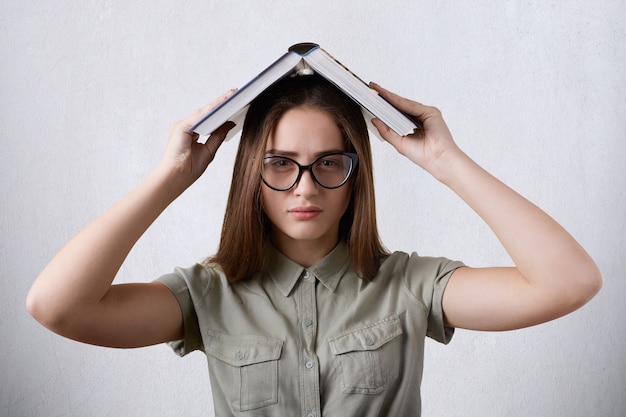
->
xmin=158 ymin=89 xmax=237 ymax=189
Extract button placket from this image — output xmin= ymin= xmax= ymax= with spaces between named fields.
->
xmin=295 ymin=269 xmax=320 ymax=417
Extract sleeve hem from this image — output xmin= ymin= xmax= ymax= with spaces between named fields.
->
xmin=156 ymin=267 xmax=204 ymax=356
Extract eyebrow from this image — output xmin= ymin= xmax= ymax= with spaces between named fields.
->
xmin=264 ymin=148 xmax=347 ymax=157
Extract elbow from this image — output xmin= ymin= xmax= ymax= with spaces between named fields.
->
xmin=585 ymin=263 xmax=603 ymax=300
xmin=26 ymin=283 xmax=69 ymax=333
xmin=532 ymin=259 xmax=603 ymax=325
xmin=568 ymin=259 xmax=603 ymax=311
xmin=26 ymin=285 xmax=51 ymax=327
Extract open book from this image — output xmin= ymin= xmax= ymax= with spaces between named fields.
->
xmin=191 ymin=43 xmax=418 ymax=141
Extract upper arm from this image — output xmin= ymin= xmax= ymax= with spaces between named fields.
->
xmin=442 ymin=266 xmax=592 ymax=331
xmin=45 ymin=282 xmax=184 ymax=348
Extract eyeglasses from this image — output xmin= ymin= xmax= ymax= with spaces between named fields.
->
xmin=261 ymin=152 xmax=359 ymax=191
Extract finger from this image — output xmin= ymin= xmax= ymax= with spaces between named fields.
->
xmin=370 ymin=82 xmax=432 ymax=120
xmin=203 ymin=121 xmax=236 ymax=161
xmin=179 ymin=88 xmax=239 ymax=130
xmin=192 ymin=88 xmax=238 ymax=119
xmin=371 ymin=118 xmax=405 ymax=150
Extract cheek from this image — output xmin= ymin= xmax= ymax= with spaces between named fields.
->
xmin=260 ymin=186 xmax=269 ymax=211
xmin=344 ymin=181 xmax=355 ymax=206
xmin=335 ymin=186 xmax=353 ymax=216
xmin=260 ymin=186 xmax=278 ymax=218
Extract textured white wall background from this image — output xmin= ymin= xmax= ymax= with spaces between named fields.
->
xmin=1 ymin=1 xmax=624 ymax=416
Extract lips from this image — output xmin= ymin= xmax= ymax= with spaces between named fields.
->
xmin=288 ymin=206 xmax=322 ymax=220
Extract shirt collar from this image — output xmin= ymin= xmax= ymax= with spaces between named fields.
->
xmin=263 ymin=241 xmax=351 ymax=297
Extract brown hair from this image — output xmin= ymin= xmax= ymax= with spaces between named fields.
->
xmin=207 ymin=74 xmax=388 ymax=282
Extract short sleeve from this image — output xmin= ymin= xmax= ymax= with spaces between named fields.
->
xmin=156 ymin=264 xmax=215 ymax=356
xmin=401 ymin=253 xmax=465 ymax=344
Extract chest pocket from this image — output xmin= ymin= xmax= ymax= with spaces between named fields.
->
xmin=204 ymin=331 xmax=284 ymax=412
xmin=328 ymin=315 xmax=403 ymax=395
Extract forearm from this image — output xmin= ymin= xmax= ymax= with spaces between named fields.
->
xmin=27 ymin=166 xmax=185 ymax=326
xmin=438 ymin=150 xmax=600 ymax=295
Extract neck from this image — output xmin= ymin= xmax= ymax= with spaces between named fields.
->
xmin=270 ymin=234 xmax=340 ymax=268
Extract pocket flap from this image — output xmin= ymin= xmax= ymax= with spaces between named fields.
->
xmin=205 ymin=330 xmax=284 ymax=367
xmin=328 ymin=315 xmax=403 ymax=355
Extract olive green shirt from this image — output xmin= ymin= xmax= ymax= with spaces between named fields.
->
xmin=157 ymin=242 xmax=463 ymax=416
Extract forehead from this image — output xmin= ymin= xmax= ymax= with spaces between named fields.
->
xmin=265 ymin=106 xmax=345 ymax=154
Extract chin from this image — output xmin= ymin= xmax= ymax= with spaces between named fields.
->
xmin=276 ymin=226 xmax=335 ymax=244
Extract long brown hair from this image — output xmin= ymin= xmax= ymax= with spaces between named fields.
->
xmin=207 ymin=74 xmax=388 ymax=282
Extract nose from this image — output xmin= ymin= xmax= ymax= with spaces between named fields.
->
xmin=293 ymin=167 xmax=319 ymax=196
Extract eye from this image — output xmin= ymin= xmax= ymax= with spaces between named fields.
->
xmin=320 ymin=158 xmax=339 ymax=167
xmin=264 ymin=157 xmax=294 ymax=170
xmin=316 ymin=155 xmax=344 ymax=169
xmin=273 ymin=158 xmax=289 ymax=167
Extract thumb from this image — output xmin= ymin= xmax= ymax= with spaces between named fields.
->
xmin=202 ymin=121 xmax=236 ymax=164
xmin=371 ymin=118 xmax=406 ymax=151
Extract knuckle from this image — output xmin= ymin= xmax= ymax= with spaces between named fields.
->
xmin=428 ymin=106 xmax=443 ymax=118
xmin=170 ymin=119 xmax=189 ymax=134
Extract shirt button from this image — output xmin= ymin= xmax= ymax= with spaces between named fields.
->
xmin=303 ymin=318 xmax=313 ymax=327
xmin=302 ymin=270 xmax=310 ymax=279
xmin=364 ymin=336 xmax=375 ymax=347
xmin=307 ymin=413 xmax=316 ymax=417
xmin=235 ymin=350 xmax=244 ymax=360
xmin=305 ymin=361 xmax=314 ymax=369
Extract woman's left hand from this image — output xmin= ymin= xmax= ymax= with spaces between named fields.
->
xmin=369 ymin=82 xmax=464 ymax=181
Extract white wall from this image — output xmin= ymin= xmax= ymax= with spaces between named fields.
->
xmin=1 ymin=1 xmax=624 ymax=416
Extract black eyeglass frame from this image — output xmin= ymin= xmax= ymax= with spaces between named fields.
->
xmin=261 ymin=152 xmax=359 ymax=191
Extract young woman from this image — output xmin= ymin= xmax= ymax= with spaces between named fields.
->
xmin=27 ymin=74 xmax=602 ymax=416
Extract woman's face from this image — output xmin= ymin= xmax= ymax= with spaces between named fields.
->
xmin=261 ymin=105 xmax=353 ymax=260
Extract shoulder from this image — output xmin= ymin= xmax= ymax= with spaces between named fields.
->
xmin=377 ymin=251 xmax=464 ymax=304
xmin=379 ymin=251 xmax=464 ymax=279
xmin=156 ymin=262 xmax=229 ymax=299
